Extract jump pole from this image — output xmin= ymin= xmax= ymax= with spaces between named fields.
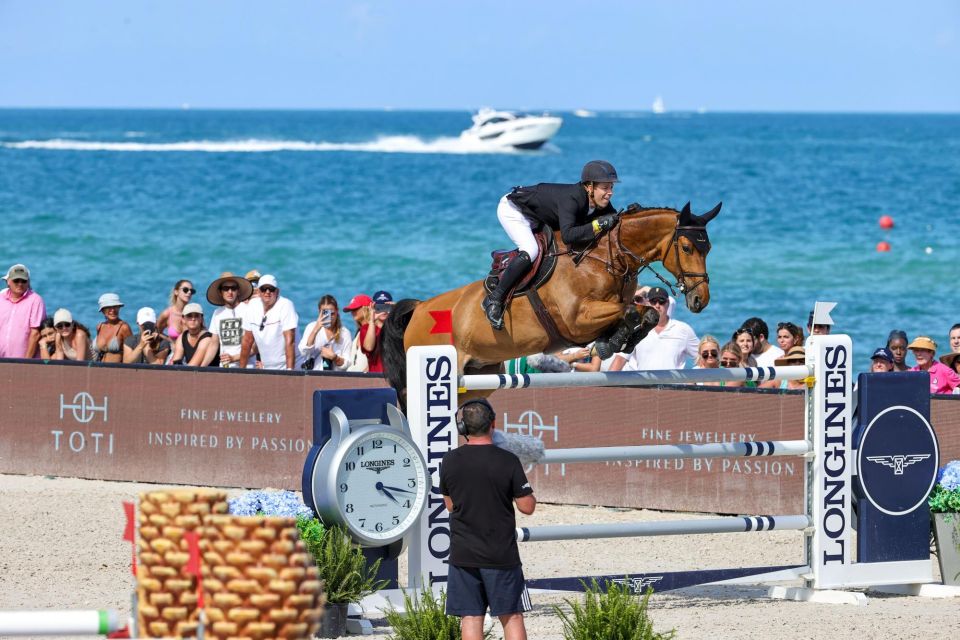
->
xmin=0 ymin=610 xmax=121 ymax=636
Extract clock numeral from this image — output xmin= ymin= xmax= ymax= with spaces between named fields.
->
xmin=402 ymin=457 xmax=411 ymax=467
xmin=339 ymin=483 xmax=348 ymax=493
xmin=345 ymin=503 xmax=354 ymax=513
xmin=375 ymin=522 xmax=384 ymax=532
xmin=407 ymin=478 xmax=416 ymax=488
xmin=392 ymin=516 xmax=399 ymax=526
xmin=344 ymin=461 xmax=356 ymax=471
xmin=403 ymin=499 xmax=411 ymax=508
xmin=359 ymin=518 xmax=366 ymax=527
xmin=372 ymin=439 xmax=383 ymax=449
xmin=393 ymin=443 xmax=398 ymax=453
xmin=355 ymin=445 xmax=364 ymax=456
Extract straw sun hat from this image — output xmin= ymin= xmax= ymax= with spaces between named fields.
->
xmin=907 ymin=336 xmax=937 ymax=352
xmin=206 ymin=272 xmax=254 ymax=306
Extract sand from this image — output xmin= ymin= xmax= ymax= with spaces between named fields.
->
xmin=0 ymin=473 xmax=956 ymax=640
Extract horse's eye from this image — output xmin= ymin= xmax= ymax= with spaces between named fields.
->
xmin=681 ymin=241 xmax=693 ymax=255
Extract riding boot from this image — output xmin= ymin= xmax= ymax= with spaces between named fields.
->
xmin=482 ymin=251 xmax=532 ymax=330
xmin=593 ymin=306 xmax=659 ymax=360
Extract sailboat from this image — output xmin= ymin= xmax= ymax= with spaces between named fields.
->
xmin=652 ymin=96 xmax=666 ymax=114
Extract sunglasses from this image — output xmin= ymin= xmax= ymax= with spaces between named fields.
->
xmin=10 ymin=278 xmax=27 ymax=284
xmin=220 ymin=285 xmax=239 ymax=292
xmin=720 ymin=358 xmax=739 ymax=366
xmin=259 ymin=286 xmax=277 ymax=294
xmin=700 ymin=350 xmax=718 ymax=358
xmin=259 ymin=315 xmax=268 ymax=331
xmin=649 ymin=298 xmax=668 ymax=305
xmin=181 ymin=287 xmax=196 ymax=294
xmin=55 ymin=322 xmax=72 ymax=329
xmin=777 ymin=322 xmax=797 ymax=331
xmin=185 ymin=313 xmax=202 ymax=319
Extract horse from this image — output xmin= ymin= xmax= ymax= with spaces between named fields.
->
xmin=382 ymin=202 xmax=721 ymax=402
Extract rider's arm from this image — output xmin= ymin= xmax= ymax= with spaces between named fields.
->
xmin=558 ymin=194 xmax=602 ymax=245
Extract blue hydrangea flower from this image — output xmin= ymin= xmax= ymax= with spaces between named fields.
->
xmin=938 ymin=460 xmax=960 ymax=492
xmin=228 ymin=490 xmax=314 ymax=518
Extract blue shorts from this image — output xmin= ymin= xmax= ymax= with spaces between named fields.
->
xmin=445 ymin=564 xmax=532 ymax=617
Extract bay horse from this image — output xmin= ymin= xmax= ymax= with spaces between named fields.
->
xmin=382 ymin=202 xmax=721 ymax=402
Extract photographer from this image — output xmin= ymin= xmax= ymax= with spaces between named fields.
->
xmin=123 ymin=307 xmax=171 ymax=365
xmin=298 ymin=295 xmax=352 ymax=371
xmin=440 ymin=398 xmax=536 ymax=640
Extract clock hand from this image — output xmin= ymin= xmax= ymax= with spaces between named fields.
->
xmin=375 ymin=481 xmax=400 ymax=504
xmin=379 ymin=484 xmax=415 ymax=494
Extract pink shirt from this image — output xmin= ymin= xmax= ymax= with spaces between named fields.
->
xmin=910 ymin=360 xmax=960 ymax=395
xmin=0 ymin=288 xmax=47 ymax=358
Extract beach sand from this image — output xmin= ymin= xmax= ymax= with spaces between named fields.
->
xmin=0 ymin=474 xmax=955 ymax=640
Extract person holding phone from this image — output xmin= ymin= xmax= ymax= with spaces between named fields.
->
xmin=355 ymin=290 xmax=393 ymax=373
xmin=298 ymin=295 xmax=353 ymax=371
xmin=123 ymin=307 xmax=171 ymax=365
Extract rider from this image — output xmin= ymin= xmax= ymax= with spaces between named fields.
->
xmin=482 ymin=160 xmax=621 ymax=330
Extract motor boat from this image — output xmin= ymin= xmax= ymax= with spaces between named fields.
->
xmin=460 ymin=108 xmax=562 ymax=150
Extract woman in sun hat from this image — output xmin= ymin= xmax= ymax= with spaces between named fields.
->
xmin=939 ymin=352 xmax=960 ymax=395
xmin=908 ymin=336 xmax=960 ymax=395
xmin=50 ymin=308 xmax=93 ymax=361
xmin=774 ymin=345 xmax=807 ymax=390
xmin=95 ymin=292 xmax=133 ymax=363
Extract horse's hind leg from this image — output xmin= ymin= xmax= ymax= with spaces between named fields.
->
xmin=459 ymin=357 xmax=502 ymax=404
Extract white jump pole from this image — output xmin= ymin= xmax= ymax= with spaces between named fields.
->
xmin=541 ymin=440 xmax=811 ymax=464
xmin=516 ymin=514 xmax=811 ymax=542
xmin=0 ymin=610 xmax=121 ymax=636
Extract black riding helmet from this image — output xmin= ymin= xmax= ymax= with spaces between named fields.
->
xmin=580 ymin=160 xmax=620 ymax=184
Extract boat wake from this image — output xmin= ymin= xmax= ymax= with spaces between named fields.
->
xmin=2 ymin=135 xmax=536 ymax=154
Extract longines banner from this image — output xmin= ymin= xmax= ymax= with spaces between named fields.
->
xmin=1 ymin=361 xmax=958 ymax=515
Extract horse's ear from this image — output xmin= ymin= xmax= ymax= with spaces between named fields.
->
xmin=679 ymin=201 xmax=692 ymax=224
xmin=701 ymin=201 xmax=722 ymax=224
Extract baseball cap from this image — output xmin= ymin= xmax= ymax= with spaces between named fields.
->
xmin=136 ymin=307 xmax=157 ymax=325
xmin=98 ymin=293 xmax=124 ymax=310
xmin=4 ymin=264 xmax=30 ymax=281
xmin=373 ymin=290 xmax=393 ymax=304
xmin=646 ymin=286 xmax=669 ymax=303
xmin=871 ymin=347 xmax=894 ymax=363
xmin=53 ymin=308 xmax=73 ymax=326
xmin=907 ymin=336 xmax=937 ymax=352
xmin=183 ymin=302 xmax=204 ymax=316
xmin=258 ymin=274 xmax=278 ymax=289
xmin=343 ymin=293 xmax=373 ymax=311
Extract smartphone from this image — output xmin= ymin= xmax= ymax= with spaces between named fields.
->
xmin=374 ymin=303 xmax=392 ymax=314
xmin=320 ymin=309 xmax=333 ymax=327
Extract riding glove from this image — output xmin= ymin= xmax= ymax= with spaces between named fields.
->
xmin=592 ymin=214 xmax=618 ymax=234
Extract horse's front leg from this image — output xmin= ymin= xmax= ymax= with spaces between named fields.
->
xmin=592 ymin=304 xmax=659 ymax=360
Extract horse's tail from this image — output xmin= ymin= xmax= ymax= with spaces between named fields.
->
xmin=381 ymin=298 xmax=420 ymax=404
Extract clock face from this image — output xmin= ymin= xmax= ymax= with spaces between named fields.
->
xmin=335 ymin=430 xmax=428 ymax=543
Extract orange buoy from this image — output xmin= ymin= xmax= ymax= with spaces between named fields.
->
xmin=879 ymin=215 xmax=894 ymax=229
xmin=876 ymin=241 xmax=891 ymax=252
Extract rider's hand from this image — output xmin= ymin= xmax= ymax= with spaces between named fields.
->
xmin=592 ymin=213 xmax=618 ymax=233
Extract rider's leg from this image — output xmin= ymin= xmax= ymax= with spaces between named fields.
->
xmin=483 ymin=196 xmax=539 ymax=330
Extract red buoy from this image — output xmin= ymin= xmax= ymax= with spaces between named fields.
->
xmin=879 ymin=215 xmax=894 ymax=229
xmin=876 ymin=241 xmax=891 ymax=252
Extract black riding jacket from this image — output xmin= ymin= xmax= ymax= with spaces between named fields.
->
xmin=507 ymin=182 xmax=616 ymax=246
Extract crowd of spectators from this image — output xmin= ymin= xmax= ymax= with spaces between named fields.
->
xmin=2 ymin=262 xmax=959 ymax=394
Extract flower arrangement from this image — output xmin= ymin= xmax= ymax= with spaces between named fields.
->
xmin=228 ymin=489 xmax=315 ymax=518
xmin=928 ymin=461 xmax=960 ymax=514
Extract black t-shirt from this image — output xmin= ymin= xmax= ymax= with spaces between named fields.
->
xmin=439 ymin=444 xmax=533 ymax=568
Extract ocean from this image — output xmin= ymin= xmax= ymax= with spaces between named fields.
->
xmin=1 ymin=108 xmax=958 ymax=371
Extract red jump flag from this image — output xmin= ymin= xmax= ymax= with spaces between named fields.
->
xmin=183 ymin=530 xmax=205 ymax=608
xmin=429 ymin=309 xmax=454 ymax=344
xmin=122 ymin=501 xmax=137 ymax=576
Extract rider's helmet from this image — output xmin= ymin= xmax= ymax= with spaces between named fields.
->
xmin=580 ymin=160 xmax=620 ymax=184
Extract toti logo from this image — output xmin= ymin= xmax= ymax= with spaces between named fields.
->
xmin=59 ymin=392 xmax=109 ymax=423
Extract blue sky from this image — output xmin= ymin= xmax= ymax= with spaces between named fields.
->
xmin=0 ymin=0 xmax=957 ymax=111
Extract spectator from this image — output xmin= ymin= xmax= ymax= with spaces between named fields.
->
xmin=949 ymin=323 xmax=960 ymax=354
xmin=774 ymin=346 xmax=807 ymax=390
xmin=742 ymin=317 xmax=784 ymax=367
xmin=36 ymin=318 xmax=57 ymax=358
xmin=718 ymin=340 xmax=755 ymax=388
xmin=564 ymin=346 xmax=599 ymax=373
xmin=123 ymin=307 xmax=171 ymax=365
xmin=609 ymin=286 xmax=698 ymax=371
xmin=299 ymin=295 xmax=353 ymax=371
xmin=240 ymin=275 xmax=299 ymax=370
xmin=886 ymin=330 xmax=910 ymax=372
xmin=95 ymin=293 xmax=133 ymax=363
xmin=207 ymin=272 xmax=253 ymax=368
xmin=870 ymin=347 xmax=895 ymax=373
xmin=694 ymin=335 xmax=721 ymax=386
xmin=346 ymin=292 xmax=388 ymax=374
xmin=0 ymin=263 xmax=46 ymax=359
xmin=776 ymin=322 xmax=804 ymax=353
xmin=157 ymin=279 xmax=195 ymax=342
xmin=172 ymin=303 xmax=218 ymax=366
xmin=807 ymin=311 xmax=831 ymax=336
xmin=343 ymin=293 xmax=373 ymax=373
xmin=51 ymin=308 xmax=93 ymax=361
xmin=908 ymin=336 xmax=959 ymax=395
xmin=732 ymin=327 xmax=758 ymax=367
xmin=244 ymin=270 xmax=262 ymax=305
xmin=939 ymin=352 xmax=960 ymax=394
xmin=440 ymin=398 xmax=535 ymax=640
xmin=633 ymin=285 xmax=651 ymax=307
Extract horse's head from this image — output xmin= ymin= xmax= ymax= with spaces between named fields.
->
xmin=662 ymin=202 xmax=720 ymax=313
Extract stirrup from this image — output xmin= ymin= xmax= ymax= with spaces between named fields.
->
xmin=482 ymin=296 xmax=505 ymax=331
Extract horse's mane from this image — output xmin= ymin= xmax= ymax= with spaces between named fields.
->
xmin=621 ymin=204 xmax=679 ymax=216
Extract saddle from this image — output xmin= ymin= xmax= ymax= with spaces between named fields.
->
xmin=483 ymin=226 xmax=558 ymax=297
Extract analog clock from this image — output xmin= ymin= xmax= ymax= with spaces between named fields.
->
xmin=309 ymin=404 xmax=430 ymax=547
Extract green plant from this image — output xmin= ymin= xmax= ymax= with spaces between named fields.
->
xmin=385 ymin=586 xmax=492 ymax=640
xmin=553 ymin=579 xmax=676 ymax=640
xmin=301 ymin=522 xmax=389 ymax=603
xmin=929 ymin=460 xmax=960 ymax=514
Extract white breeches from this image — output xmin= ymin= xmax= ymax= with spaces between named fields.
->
xmin=496 ymin=194 xmax=540 ymax=261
